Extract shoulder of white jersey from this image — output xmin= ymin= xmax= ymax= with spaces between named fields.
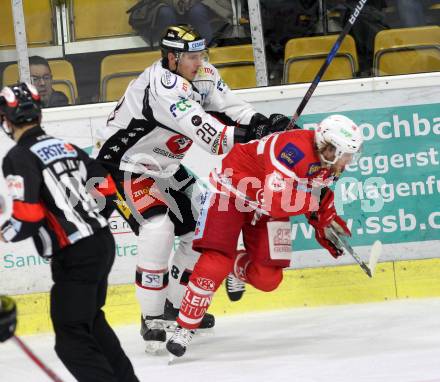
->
xmin=136 ymin=63 xmax=154 ymax=83
xmin=151 ymin=61 xmax=192 ymax=98
xmin=122 ymin=64 xmax=152 ymax=95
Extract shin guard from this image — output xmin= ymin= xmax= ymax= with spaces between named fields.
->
xmin=176 ymin=250 xmax=233 ymax=329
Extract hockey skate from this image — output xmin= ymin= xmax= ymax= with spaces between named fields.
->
xmin=166 ymin=325 xmax=195 ymax=359
xmin=226 ymin=250 xmax=247 ymax=302
xmin=226 ymin=273 xmax=246 ymax=301
xmin=140 ymin=315 xmax=167 ymax=354
xmin=163 ymin=299 xmax=215 ymax=332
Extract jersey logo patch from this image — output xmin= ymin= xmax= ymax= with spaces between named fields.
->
xmin=277 ymin=143 xmax=304 ymax=169
xmin=161 ymin=71 xmax=177 ymax=89
xmin=166 ymin=135 xmax=193 ymax=155
xmin=307 ymin=162 xmax=322 ymax=176
xmin=31 ymin=138 xmax=78 ymax=165
xmin=191 ymin=115 xmax=202 ymax=126
xmin=195 ymin=277 xmax=215 ymax=291
xmin=140 ymin=271 xmax=165 ymax=289
xmin=169 ymin=98 xmax=192 ymax=118
xmin=6 ymin=175 xmax=25 ymax=201
xmin=197 ymin=66 xmax=214 ymax=77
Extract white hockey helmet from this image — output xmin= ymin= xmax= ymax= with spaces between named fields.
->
xmin=315 ymin=114 xmax=363 ymax=165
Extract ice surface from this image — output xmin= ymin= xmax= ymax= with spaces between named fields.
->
xmin=2 ymin=298 xmax=440 ymax=382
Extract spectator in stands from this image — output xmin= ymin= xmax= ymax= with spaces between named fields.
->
xmin=29 ymin=56 xmax=69 ymax=108
xmin=258 ymin=0 xmax=320 ymax=83
xmin=395 ymin=0 xmax=426 ymax=27
xmin=128 ymin=0 xmax=232 ymax=46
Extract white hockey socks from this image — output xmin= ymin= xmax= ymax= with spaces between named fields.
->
xmin=135 ymin=214 xmax=174 ymax=317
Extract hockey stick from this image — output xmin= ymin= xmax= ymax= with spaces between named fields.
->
xmin=0 ymin=194 xmax=5 ymax=215
xmin=286 ymin=0 xmax=369 ymax=130
xmin=325 ymin=225 xmax=382 ymax=278
xmin=12 ymin=335 xmax=65 ymax=382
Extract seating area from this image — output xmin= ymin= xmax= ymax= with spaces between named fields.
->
xmin=100 ymin=50 xmax=161 ymax=102
xmin=0 ymin=0 xmax=257 ymax=103
xmin=208 ymin=44 xmax=256 ymax=89
xmin=283 ymin=24 xmax=440 ymax=84
xmin=373 ymin=25 xmax=440 ymax=76
xmin=69 ymin=0 xmax=138 ymax=41
xmin=283 ymin=34 xmax=359 ymax=84
xmin=0 ymin=0 xmax=439 ymax=104
xmin=0 ymin=0 xmax=56 ymax=49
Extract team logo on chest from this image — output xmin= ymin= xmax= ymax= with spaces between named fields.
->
xmin=277 ymin=143 xmax=305 ymax=169
xmin=166 ymin=134 xmax=193 ymax=155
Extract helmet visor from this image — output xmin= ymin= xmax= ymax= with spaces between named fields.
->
xmin=180 ymin=50 xmax=209 ymax=64
xmin=320 ymin=143 xmax=362 ymax=166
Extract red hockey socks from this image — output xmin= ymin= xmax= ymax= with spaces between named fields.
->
xmin=177 ymin=250 xmax=233 ymax=329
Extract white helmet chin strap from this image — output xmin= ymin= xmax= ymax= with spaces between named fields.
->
xmin=170 ymin=52 xmax=182 ymax=74
xmin=320 ymin=153 xmax=337 ymax=166
xmin=319 ymin=145 xmax=343 ymax=166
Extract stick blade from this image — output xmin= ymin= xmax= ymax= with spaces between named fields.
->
xmin=168 ymin=354 xmax=176 ymax=365
xmin=368 ymin=240 xmax=383 ymax=276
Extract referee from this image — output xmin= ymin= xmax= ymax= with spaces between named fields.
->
xmin=0 ymin=83 xmax=139 ymax=382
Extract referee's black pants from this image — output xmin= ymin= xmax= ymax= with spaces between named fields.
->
xmin=50 ymin=227 xmax=139 ymax=382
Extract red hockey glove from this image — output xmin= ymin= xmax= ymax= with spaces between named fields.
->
xmin=306 ymin=189 xmax=351 ymax=258
xmin=312 ymin=216 xmax=351 ymax=258
xmin=309 ymin=188 xmax=337 ymax=229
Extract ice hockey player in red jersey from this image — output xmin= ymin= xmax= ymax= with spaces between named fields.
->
xmin=95 ymin=24 xmax=289 ymax=352
xmin=166 ymin=114 xmax=364 ymax=357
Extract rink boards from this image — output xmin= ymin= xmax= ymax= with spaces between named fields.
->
xmin=10 ymin=258 xmax=440 ymax=335
xmin=1 ymin=72 xmax=440 ymax=335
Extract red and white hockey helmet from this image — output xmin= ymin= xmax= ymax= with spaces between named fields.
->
xmin=315 ymin=114 xmax=363 ymax=165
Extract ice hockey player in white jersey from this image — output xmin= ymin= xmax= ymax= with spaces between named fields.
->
xmin=95 ymin=24 xmax=290 ymax=352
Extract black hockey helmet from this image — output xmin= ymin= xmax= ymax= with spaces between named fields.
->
xmin=160 ymin=24 xmax=207 ymax=71
xmin=160 ymin=24 xmax=206 ymax=54
xmin=0 ymin=82 xmax=41 ymax=126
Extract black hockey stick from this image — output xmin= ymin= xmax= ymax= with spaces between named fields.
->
xmin=286 ymin=0 xmax=369 ymax=130
xmin=325 ymin=225 xmax=382 ymax=278
xmin=12 ymin=335 xmax=64 ymax=382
